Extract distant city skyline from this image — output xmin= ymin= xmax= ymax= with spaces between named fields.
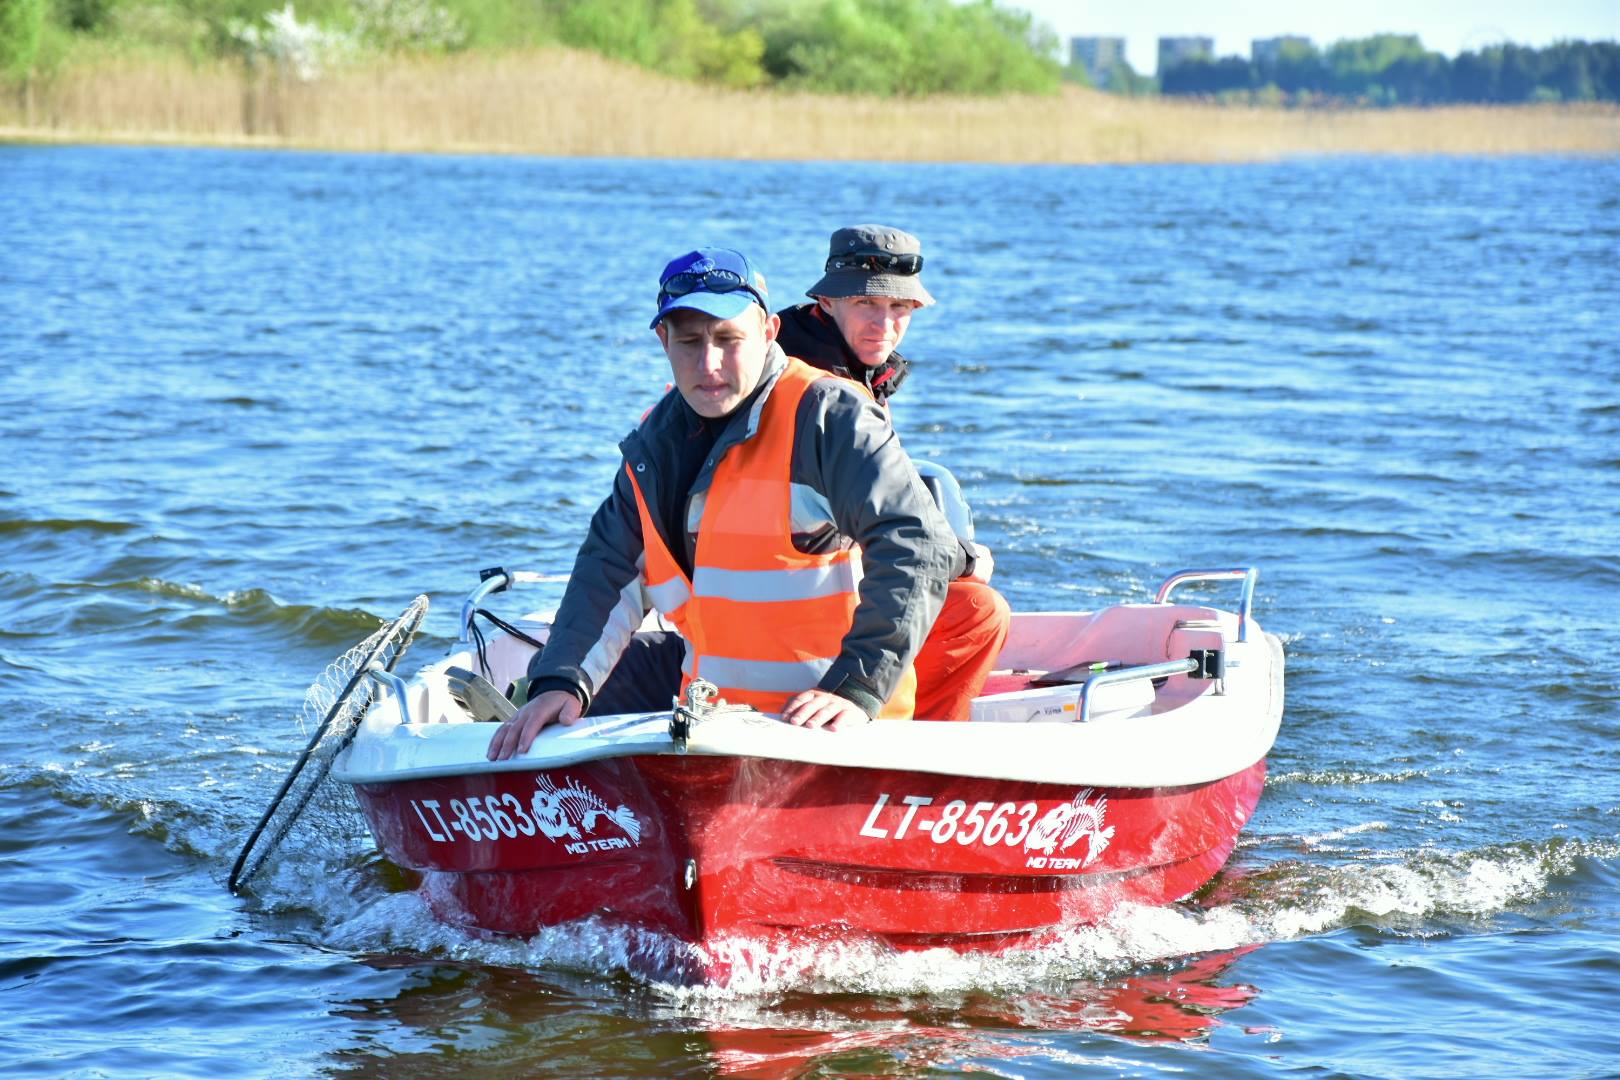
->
xmin=1014 ymin=0 xmax=1620 ymax=74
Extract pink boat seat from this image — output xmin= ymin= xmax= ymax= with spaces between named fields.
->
xmin=972 ymin=603 xmax=1232 ymax=719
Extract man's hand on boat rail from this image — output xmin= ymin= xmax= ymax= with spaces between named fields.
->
xmin=487 ymin=689 xmax=582 ymax=760
xmin=780 ymin=688 xmax=870 ymax=731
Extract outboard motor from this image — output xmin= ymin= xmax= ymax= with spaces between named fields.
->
xmin=914 ymin=460 xmax=974 ymax=544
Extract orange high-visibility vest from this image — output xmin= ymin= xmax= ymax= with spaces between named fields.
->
xmin=626 ymin=358 xmax=916 ymax=719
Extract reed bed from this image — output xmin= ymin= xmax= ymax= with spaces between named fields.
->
xmin=4 ymin=46 xmax=1619 ymax=162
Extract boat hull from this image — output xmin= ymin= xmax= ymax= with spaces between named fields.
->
xmin=350 ymin=752 xmax=1266 ymax=951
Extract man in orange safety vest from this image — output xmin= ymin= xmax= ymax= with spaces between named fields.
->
xmin=488 ymin=246 xmax=972 ymax=761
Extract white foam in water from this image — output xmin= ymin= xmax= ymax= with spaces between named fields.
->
xmin=1259 ymin=845 xmax=1565 ymax=941
xmin=256 ymin=855 xmax=376 ymax=921
xmin=1270 ymin=767 xmax=1430 ymax=785
xmin=669 ymin=901 xmax=1265 ymax=1000
xmin=314 ymin=888 xmax=1269 ymax=998
xmin=298 ymin=838 xmax=1615 ymax=996
xmin=1298 ymin=820 xmax=1392 ymax=850
xmin=322 ymin=888 xmax=697 ymax=977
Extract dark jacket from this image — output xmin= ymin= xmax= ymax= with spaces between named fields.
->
xmin=534 ymin=344 xmax=964 ymax=719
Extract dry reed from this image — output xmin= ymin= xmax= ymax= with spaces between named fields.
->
xmin=4 ymin=46 xmax=1619 ymax=162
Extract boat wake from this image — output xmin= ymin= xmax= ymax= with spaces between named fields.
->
xmin=285 ymin=835 xmax=1618 ymax=997
xmin=1222 ymin=837 xmax=1614 ymax=940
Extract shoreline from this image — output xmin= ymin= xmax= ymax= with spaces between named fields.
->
xmin=8 ymin=123 xmax=1619 ymax=164
xmin=4 ymin=47 xmax=1618 ymax=164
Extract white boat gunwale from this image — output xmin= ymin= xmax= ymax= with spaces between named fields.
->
xmin=334 ymin=585 xmax=1283 ymax=790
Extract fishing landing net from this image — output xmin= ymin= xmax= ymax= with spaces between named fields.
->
xmin=228 ymin=594 xmax=429 ymax=894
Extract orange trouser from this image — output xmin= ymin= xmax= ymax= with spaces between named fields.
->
xmin=911 ymin=580 xmax=1012 ymax=721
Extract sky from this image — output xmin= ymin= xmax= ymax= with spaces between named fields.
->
xmin=1011 ymin=0 xmax=1620 ymax=74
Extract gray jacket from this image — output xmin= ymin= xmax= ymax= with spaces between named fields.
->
xmin=536 ymin=343 xmax=964 ymax=718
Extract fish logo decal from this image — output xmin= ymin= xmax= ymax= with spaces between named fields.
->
xmin=530 ymin=775 xmax=642 ymax=846
xmin=1024 ymin=788 xmax=1115 ymax=866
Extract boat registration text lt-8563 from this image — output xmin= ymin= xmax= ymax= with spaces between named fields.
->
xmin=857 ymin=790 xmax=1116 ymax=869
xmin=407 ymin=774 xmax=645 ymax=854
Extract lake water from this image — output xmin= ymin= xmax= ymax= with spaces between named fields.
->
xmin=2 ymin=145 xmax=1618 ymax=1078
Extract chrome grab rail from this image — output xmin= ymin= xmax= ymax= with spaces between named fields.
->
xmin=365 ymin=663 xmax=415 ymax=727
xmin=1077 ymin=658 xmax=1196 ymax=723
xmin=1153 ymin=567 xmax=1258 ymax=642
xmin=457 ymin=567 xmax=555 ymax=646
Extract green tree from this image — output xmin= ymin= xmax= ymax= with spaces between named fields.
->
xmin=1381 ymin=51 xmax=1448 ymax=104
xmin=57 ymin=0 xmax=119 ymax=33
xmin=1496 ymin=43 xmax=1538 ymax=100
xmin=1452 ymin=47 xmax=1501 ymax=101
xmin=1544 ymin=43 xmax=1597 ymax=101
xmin=0 ymin=0 xmax=47 ymax=80
xmin=1324 ymin=34 xmax=1429 ymax=98
xmin=544 ymin=0 xmax=764 ymax=87
xmin=1264 ymin=38 xmax=1322 ymax=93
xmin=757 ymin=0 xmax=910 ymax=94
xmin=657 ymin=0 xmax=764 ymax=87
xmin=751 ymin=0 xmax=1056 ymax=96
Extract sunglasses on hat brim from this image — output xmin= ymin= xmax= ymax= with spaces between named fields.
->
xmin=824 ymin=253 xmax=923 ymax=275
xmin=658 ymin=268 xmax=767 ymax=310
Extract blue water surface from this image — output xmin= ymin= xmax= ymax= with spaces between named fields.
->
xmin=1 ymin=145 xmax=1618 ymax=1078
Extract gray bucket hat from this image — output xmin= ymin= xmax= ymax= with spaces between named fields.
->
xmin=807 ymin=223 xmax=934 ymax=306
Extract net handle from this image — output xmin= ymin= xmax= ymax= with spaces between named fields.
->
xmin=226 ymin=596 xmax=427 ymax=894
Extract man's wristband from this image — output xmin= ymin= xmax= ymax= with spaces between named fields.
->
xmin=820 ymin=674 xmax=881 ymax=720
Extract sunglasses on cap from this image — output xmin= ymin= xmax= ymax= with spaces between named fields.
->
xmin=824 ymin=252 xmax=924 ymax=275
xmin=658 ymin=268 xmax=767 ymax=309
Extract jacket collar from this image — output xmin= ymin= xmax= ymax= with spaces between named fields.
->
xmin=730 ymin=341 xmax=788 ymax=447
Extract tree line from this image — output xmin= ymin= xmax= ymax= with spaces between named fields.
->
xmin=1 ymin=0 xmax=1062 ymax=96
xmin=551 ymin=0 xmax=1062 ymax=94
xmin=1155 ymin=36 xmax=1620 ymax=106
xmin=4 ymin=0 xmax=1616 ymax=106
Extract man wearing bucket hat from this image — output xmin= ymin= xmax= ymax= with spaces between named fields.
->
xmin=775 ymin=224 xmax=1011 ymax=724
xmin=776 ymin=223 xmax=932 ymax=404
xmin=489 ymin=246 xmax=968 ymax=760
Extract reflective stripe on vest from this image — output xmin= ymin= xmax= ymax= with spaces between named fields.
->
xmin=626 ymin=358 xmax=915 ymax=719
xmin=693 ymin=561 xmax=859 ymax=604
xmin=694 ymin=654 xmax=836 ymax=694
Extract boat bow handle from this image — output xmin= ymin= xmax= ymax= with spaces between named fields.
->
xmin=457 ymin=566 xmax=556 ymax=646
xmin=1153 ymin=567 xmax=1258 ymax=642
xmin=365 ymin=663 xmax=415 ymax=727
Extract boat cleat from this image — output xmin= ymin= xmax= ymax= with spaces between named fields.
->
xmin=669 ymin=678 xmax=751 ymax=751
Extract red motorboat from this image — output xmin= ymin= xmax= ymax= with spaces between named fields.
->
xmin=328 ymin=568 xmax=1283 ymax=978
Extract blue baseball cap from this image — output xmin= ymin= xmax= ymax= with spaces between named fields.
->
xmin=650 ymin=247 xmax=770 ymax=330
